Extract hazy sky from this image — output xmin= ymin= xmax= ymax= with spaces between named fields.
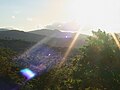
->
xmin=0 ymin=0 xmax=120 ymax=34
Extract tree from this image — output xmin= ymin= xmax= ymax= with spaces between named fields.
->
xmin=18 ymin=30 xmax=120 ymax=90
xmin=73 ymin=30 xmax=120 ymax=89
xmin=0 ymin=48 xmax=16 ymax=75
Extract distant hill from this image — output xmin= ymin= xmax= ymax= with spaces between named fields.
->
xmin=46 ymin=37 xmax=87 ymax=48
xmin=29 ymin=29 xmax=88 ymax=48
xmin=0 ymin=29 xmax=88 ymax=48
xmin=0 ymin=30 xmax=45 ymax=42
xmin=29 ymin=29 xmax=75 ymax=38
xmin=0 ymin=28 xmax=10 ymax=31
xmin=0 ymin=39 xmax=36 ymax=53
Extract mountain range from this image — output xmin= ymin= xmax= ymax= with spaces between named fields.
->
xmin=29 ymin=29 xmax=74 ymax=38
xmin=0 ymin=28 xmax=88 ymax=48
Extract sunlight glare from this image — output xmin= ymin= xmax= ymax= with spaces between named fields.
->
xmin=59 ymin=29 xmax=81 ymax=67
xmin=111 ymin=33 xmax=120 ymax=49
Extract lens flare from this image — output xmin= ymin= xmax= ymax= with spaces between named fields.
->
xmin=66 ymin=36 xmax=68 ymax=38
xmin=20 ymin=34 xmax=57 ymax=58
xmin=59 ymin=30 xmax=81 ymax=67
xmin=111 ymin=33 xmax=120 ymax=49
xmin=15 ymin=44 xmax=62 ymax=80
xmin=20 ymin=68 xmax=36 ymax=80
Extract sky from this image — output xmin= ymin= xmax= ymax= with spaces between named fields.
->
xmin=0 ymin=0 xmax=120 ymax=35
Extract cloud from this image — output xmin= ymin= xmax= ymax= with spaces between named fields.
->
xmin=11 ymin=16 xmax=16 ymax=19
xmin=36 ymin=24 xmax=43 ymax=29
xmin=45 ymin=22 xmax=80 ymax=32
xmin=27 ymin=18 xmax=33 ymax=21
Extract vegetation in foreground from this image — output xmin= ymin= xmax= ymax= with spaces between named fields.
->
xmin=0 ymin=30 xmax=120 ymax=90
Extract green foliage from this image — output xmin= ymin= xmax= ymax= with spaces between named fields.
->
xmin=0 ymin=39 xmax=35 ymax=53
xmin=1 ymin=30 xmax=120 ymax=90
xmin=0 ymin=48 xmax=25 ymax=86
xmin=21 ymin=30 xmax=120 ymax=90
xmin=0 ymin=48 xmax=16 ymax=75
xmin=74 ymin=30 xmax=120 ymax=89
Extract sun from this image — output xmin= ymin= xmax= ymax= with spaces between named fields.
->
xmin=64 ymin=0 xmax=88 ymax=25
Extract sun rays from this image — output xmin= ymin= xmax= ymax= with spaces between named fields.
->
xmin=59 ymin=31 xmax=120 ymax=68
xmin=111 ymin=33 xmax=120 ymax=49
xmin=59 ymin=29 xmax=81 ymax=67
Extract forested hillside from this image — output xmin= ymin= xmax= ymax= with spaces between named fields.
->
xmin=0 ymin=30 xmax=120 ymax=90
xmin=0 ymin=30 xmax=45 ymax=42
xmin=0 ymin=39 xmax=35 ymax=53
xmin=0 ymin=29 xmax=87 ymax=48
